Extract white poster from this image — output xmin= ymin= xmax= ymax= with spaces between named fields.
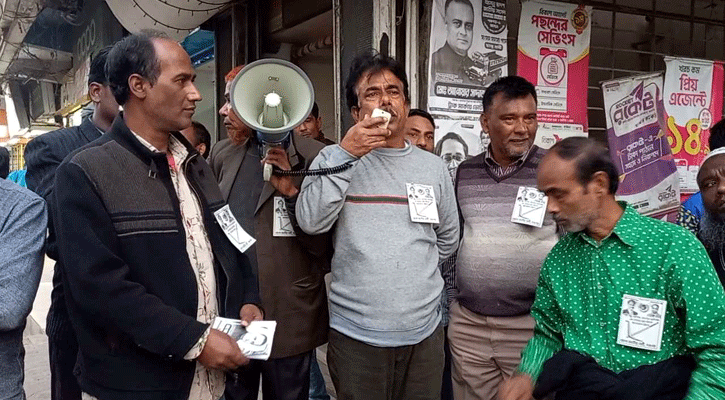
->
xmin=428 ymin=0 xmax=508 ymax=149
xmin=428 ymin=0 xmax=508 ymax=116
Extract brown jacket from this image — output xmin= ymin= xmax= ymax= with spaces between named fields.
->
xmin=208 ymin=134 xmax=330 ymax=359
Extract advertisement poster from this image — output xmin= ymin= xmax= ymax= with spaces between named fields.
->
xmin=517 ymin=0 xmax=591 ymax=149
xmin=663 ymin=57 xmax=724 ymax=193
xmin=601 ymin=72 xmax=680 ymax=218
xmin=428 ymin=0 xmax=508 ymax=117
xmin=427 ymin=0 xmax=508 ymax=165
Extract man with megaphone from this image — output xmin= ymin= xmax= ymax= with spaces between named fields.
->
xmin=208 ymin=64 xmax=331 ymax=400
xmin=295 ymin=52 xmax=460 ymax=400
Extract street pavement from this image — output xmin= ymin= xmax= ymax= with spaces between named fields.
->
xmin=22 ymin=258 xmax=336 ymax=400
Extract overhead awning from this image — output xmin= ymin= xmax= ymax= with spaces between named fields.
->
xmin=104 ymin=0 xmax=233 ymax=41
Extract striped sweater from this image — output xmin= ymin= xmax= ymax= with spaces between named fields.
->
xmin=296 ymin=143 xmax=459 ymax=346
xmin=455 ymin=146 xmax=558 ymax=316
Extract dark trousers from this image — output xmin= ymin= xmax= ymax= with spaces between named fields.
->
xmin=442 ymin=326 xmax=453 ymax=400
xmin=327 ymin=325 xmax=444 ymax=400
xmin=49 ymin=334 xmax=81 ymax=400
xmin=225 ymin=350 xmax=313 ymax=400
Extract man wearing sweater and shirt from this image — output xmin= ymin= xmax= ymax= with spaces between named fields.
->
xmin=449 ymin=76 xmax=558 ymax=400
xmin=53 ymin=32 xmax=262 ymax=400
xmin=295 ymin=52 xmax=459 ymax=400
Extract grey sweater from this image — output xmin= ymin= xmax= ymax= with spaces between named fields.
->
xmin=296 ymin=143 xmax=459 ymax=346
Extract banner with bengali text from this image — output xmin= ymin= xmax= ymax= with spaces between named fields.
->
xmin=602 ymin=72 xmax=680 ymax=218
xmin=427 ymin=0 xmax=508 ymax=161
xmin=517 ymin=0 xmax=591 ymax=149
xmin=663 ymin=57 xmax=724 ymax=194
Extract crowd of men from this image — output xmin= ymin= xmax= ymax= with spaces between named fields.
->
xmin=2 ymin=28 xmax=725 ymax=400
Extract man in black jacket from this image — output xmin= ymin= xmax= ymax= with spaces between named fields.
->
xmin=24 ymin=45 xmax=118 ymax=400
xmin=53 ymin=31 xmax=262 ymax=400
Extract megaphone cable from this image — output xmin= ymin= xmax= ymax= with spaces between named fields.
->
xmin=272 ymin=162 xmax=355 ymax=177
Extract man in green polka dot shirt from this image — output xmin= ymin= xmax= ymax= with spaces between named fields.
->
xmin=500 ymin=137 xmax=725 ymax=400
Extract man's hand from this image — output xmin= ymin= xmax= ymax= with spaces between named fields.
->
xmin=498 ymin=374 xmax=534 ymax=400
xmin=197 ymin=328 xmax=249 ymax=370
xmin=340 ymin=115 xmax=391 ymax=157
xmin=240 ymin=304 xmax=264 ymax=327
xmin=261 ymin=147 xmax=298 ymax=197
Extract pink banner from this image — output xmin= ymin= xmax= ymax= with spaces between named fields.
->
xmin=663 ymin=57 xmax=724 ymax=194
xmin=517 ymin=0 xmax=591 ymax=149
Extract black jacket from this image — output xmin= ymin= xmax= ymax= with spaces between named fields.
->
xmin=534 ymin=350 xmax=695 ymax=400
xmin=53 ymin=115 xmax=260 ymax=400
xmin=24 ymin=117 xmax=103 ymax=340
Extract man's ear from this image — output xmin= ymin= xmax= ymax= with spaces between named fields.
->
xmin=591 ymin=171 xmax=609 ymax=195
xmin=480 ymin=112 xmax=490 ymax=135
xmin=128 ymin=74 xmax=148 ymax=100
xmin=351 ymin=105 xmax=361 ymax=123
xmin=88 ymin=82 xmax=102 ymax=103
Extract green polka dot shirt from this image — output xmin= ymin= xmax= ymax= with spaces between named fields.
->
xmin=519 ymin=203 xmax=725 ymax=399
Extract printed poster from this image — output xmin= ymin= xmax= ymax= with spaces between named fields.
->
xmin=428 ymin=0 xmax=508 ymax=116
xmin=427 ymin=0 xmax=508 ymax=167
xmin=517 ymin=0 xmax=592 ymax=149
xmin=663 ymin=57 xmax=724 ymax=193
xmin=601 ymin=72 xmax=680 ymax=217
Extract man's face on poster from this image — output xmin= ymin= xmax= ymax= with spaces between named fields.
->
xmin=444 ymin=1 xmax=474 ymax=57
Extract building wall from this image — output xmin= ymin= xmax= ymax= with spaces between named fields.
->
xmin=194 ymin=60 xmax=218 ymax=146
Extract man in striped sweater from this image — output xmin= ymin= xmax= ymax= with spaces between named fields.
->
xmin=448 ymin=76 xmax=558 ymax=400
xmin=296 ymin=52 xmax=459 ymax=400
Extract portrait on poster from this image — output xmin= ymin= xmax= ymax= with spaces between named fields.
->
xmin=428 ymin=0 xmax=508 ymax=115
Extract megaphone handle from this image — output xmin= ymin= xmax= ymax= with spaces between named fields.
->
xmin=263 ymin=162 xmax=273 ymax=181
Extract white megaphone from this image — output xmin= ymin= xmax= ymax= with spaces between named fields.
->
xmin=229 ymin=59 xmax=315 ymax=181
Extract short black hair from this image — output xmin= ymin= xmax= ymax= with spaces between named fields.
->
xmin=345 ymin=51 xmax=409 ymax=111
xmin=310 ymin=102 xmax=320 ymax=119
xmin=0 ymin=147 xmax=8 ymax=179
xmin=444 ymin=0 xmax=474 ymax=14
xmin=549 ymin=137 xmax=619 ymax=194
xmin=709 ymin=118 xmax=725 ymax=151
xmin=408 ymin=108 xmax=435 ymax=129
xmin=434 ymin=131 xmax=469 ymax=157
xmin=482 ymin=76 xmax=537 ymax=114
xmin=106 ymin=30 xmax=168 ymax=105
xmin=88 ymin=45 xmax=113 ymax=86
xmin=190 ymin=121 xmax=211 ymax=158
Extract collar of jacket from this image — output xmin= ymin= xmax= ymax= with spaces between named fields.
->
xmin=79 ymin=117 xmax=105 ymax=142
xmin=105 ymin=112 xmax=201 ymax=175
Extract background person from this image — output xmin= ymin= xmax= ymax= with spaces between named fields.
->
xmin=24 ymin=45 xmax=119 ymax=400
xmin=677 ymin=118 xmax=725 ymax=235
xmin=294 ymin=102 xmax=335 ymax=145
xmin=181 ymin=120 xmax=211 ymax=158
xmin=0 ymin=153 xmax=46 ymax=400
xmin=208 ymin=66 xmax=331 ymax=400
xmin=404 ymin=108 xmax=435 ymax=152
xmin=695 ymin=147 xmax=725 ymax=288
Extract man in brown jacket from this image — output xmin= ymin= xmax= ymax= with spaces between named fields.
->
xmin=208 ymin=66 xmax=330 ymax=400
